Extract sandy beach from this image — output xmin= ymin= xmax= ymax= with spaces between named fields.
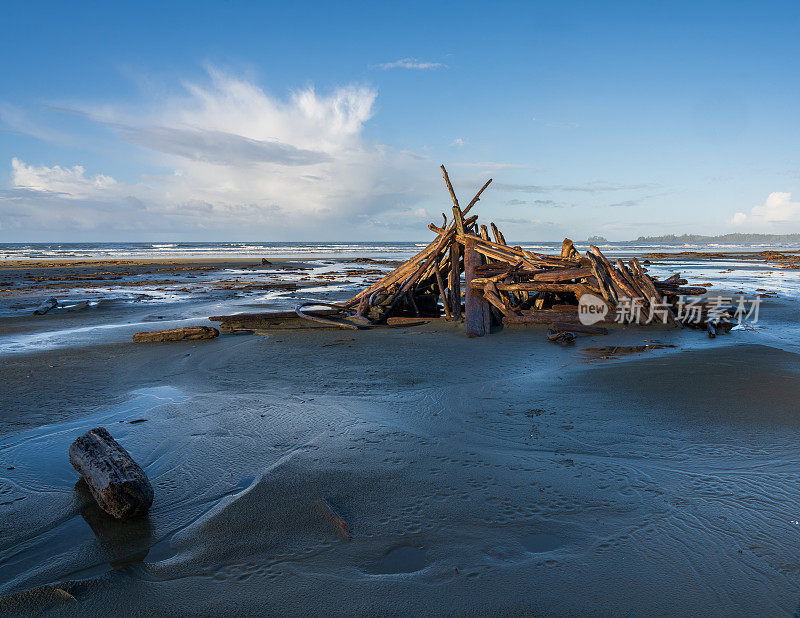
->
xmin=1 ymin=253 xmax=799 ymax=615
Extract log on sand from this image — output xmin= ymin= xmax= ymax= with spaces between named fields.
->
xmin=33 ymin=297 xmax=58 ymax=315
xmin=69 ymin=427 xmax=153 ymax=519
xmin=132 ymin=326 xmax=219 ymax=343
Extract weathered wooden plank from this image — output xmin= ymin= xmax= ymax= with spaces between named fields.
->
xmin=532 ymin=267 xmax=592 ymax=282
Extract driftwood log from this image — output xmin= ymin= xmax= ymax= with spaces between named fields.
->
xmin=132 ymin=326 xmax=219 ymax=343
xmin=464 ymin=238 xmax=487 ymax=337
xmin=33 ymin=297 xmax=58 ymax=315
xmin=69 ymin=427 xmax=153 ymax=519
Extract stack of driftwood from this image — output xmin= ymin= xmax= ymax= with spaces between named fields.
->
xmin=208 ymin=166 xmax=716 ymax=337
xmin=337 ymin=166 xmax=708 ymax=337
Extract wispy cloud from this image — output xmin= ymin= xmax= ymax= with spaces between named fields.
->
xmin=496 ymin=182 xmax=654 ymax=194
xmin=119 ymin=125 xmax=332 ymax=166
xmin=495 ymin=217 xmax=554 ymax=226
xmin=451 ymin=137 xmax=466 ymax=147
xmin=377 ymin=57 xmax=447 ymax=70
xmin=505 ymin=197 xmax=567 ymax=208
xmin=399 ymin=149 xmax=427 ymax=160
xmin=0 ymin=103 xmax=74 ymax=144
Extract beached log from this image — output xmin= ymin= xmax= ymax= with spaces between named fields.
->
xmin=210 ymin=309 xmax=339 ymax=323
xmin=386 ymin=317 xmax=441 ymax=326
xmin=463 ymin=238 xmax=486 ymax=337
xmin=654 ymin=278 xmax=688 ymax=289
xmin=547 ymin=329 xmax=575 ymax=343
xmin=69 ymin=427 xmax=153 ymax=519
xmin=33 ymin=297 xmax=58 ymax=315
xmin=296 ymin=302 xmax=363 ymax=330
xmin=132 ymin=326 xmax=219 ymax=343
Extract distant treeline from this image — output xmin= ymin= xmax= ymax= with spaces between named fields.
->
xmin=627 ymin=233 xmax=800 ymax=244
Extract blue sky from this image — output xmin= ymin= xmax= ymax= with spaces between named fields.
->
xmin=1 ymin=1 xmax=799 ymax=241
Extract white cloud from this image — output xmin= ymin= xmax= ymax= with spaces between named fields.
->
xmin=732 ymin=192 xmax=800 ymax=228
xmin=377 ymin=58 xmax=446 ymax=70
xmin=2 ymin=69 xmax=433 ymax=236
xmin=12 ymin=158 xmax=117 ymax=197
xmin=451 ymin=138 xmax=466 ymax=147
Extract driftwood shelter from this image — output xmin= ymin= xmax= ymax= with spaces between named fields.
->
xmin=211 ymin=166 xmax=715 ymax=337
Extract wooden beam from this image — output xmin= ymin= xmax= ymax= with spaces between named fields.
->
xmin=463 ymin=238 xmax=486 ymax=337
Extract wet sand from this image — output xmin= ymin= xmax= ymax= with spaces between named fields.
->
xmin=2 ymin=257 xmax=800 ymax=615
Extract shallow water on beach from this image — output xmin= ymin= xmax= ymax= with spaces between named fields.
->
xmin=1 ymin=250 xmax=798 ymax=358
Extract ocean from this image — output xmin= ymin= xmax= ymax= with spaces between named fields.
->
xmin=3 ymin=240 xmax=800 ymax=261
